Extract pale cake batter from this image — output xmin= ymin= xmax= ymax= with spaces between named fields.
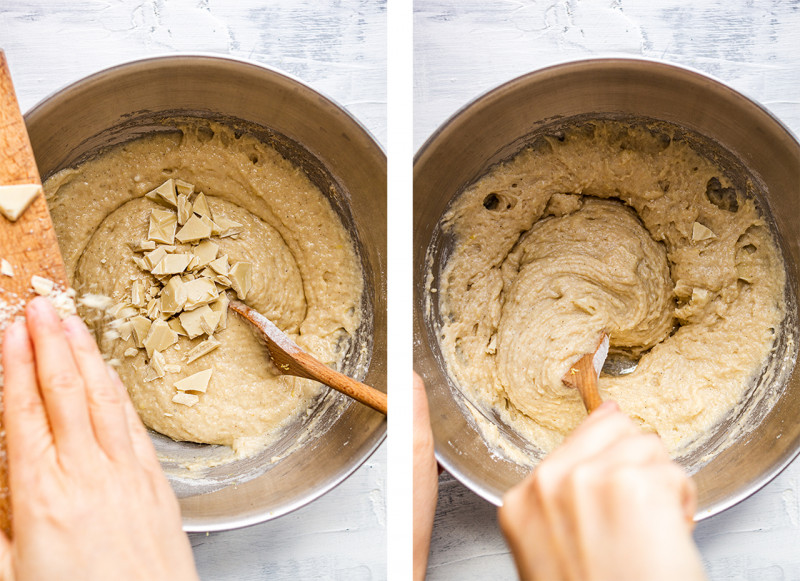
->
xmin=43 ymin=121 xmax=363 ymax=454
xmin=437 ymin=120 xmax=786 ymax=457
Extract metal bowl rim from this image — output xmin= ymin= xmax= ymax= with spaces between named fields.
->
xmin=25 ymin=52 xmax=387 ymax=531
xmin=416 ymin=56 xmax=800 ymax=520
xmin=415 ymin=56 xmax=800 ymax=165
xmin=25 ymin=52 xmax=386 ymax=157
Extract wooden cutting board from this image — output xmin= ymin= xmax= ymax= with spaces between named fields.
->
xmin=0 ymin=50 xmax=69 ymax=537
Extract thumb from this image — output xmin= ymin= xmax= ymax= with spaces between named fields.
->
xmin=413 ymin=372 xmax=431 ymax=430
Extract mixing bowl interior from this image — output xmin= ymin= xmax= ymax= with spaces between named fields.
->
xmin=26 ymin=55 xmax=387 ymax=531
xmin=414 ymin=59 xmax=800 ymax=518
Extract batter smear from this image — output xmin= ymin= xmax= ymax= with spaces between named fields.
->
xmin=437 ymin=120 xmax=785 ymax=457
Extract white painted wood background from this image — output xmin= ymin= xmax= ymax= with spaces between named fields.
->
xmin=0 ymin=2 xmax=387 ymax=580
xmin=415 ymin=1 xmax=800 ymax=580
xmin=4 ymin=0 xmax=800 ymax=579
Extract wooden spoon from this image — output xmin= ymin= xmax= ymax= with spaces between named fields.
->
xmin=229 ymin=300 xmax=387 ymax=415
xmin=0 ymin=51 xmax=70 ymax=537
xmin=562 ymin=332 xmax=610 ymax=414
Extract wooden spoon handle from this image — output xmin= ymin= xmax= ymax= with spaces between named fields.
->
xmin=563 ymin=333 xmax=609 ymax=414
xmin=230 ymin=300 xmax=387 ymax=415
xmin=291 ymin=347 xmax=388 ymax=415
xmin=567 ymin=354 xmax=605 ymax=413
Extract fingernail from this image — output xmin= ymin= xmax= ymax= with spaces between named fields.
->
xmin=62 ymin=315 xmax=89 ymax=337
xmin=596 ymin=400 xmax=619 ymax=413
xmin=106 ymin=364 xmax=128 ymax=395
xmin=4 ymin=318 xmax=27 ymax=342
xmin=27 ymin=296 xmax=57 ymax=322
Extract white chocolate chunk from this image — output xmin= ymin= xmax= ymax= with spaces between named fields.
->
xmin=691 ymin=287 xmax=713 ymax=307
xmin=146 ymin=297 xmax=161 ymax=320
xmin=151 ymin=253 xmax=192 ymax=276
xmin=174 ymin=179 xmax=195 ymax=197
xmin=130 ymin=239 xmax=157 ymax=252
xmin=182 ymin=277 xmax=219 ymax=310
xmin=229 ymin=262 xmax=253 ymax=299
xmin=78 ymin=293 xmax=114 ymax=310
xmin=144 ymin=350 xmax=166 ymax=382
xmin=210 ymin=294 xmax=230 ymax=329
xmin=174 ymin=368 xmax=212 ymax=393
xmin=164 ymin=363 xmax=182 ymax=374
xmin=108 ymin=302 xmax=129 ymax=318
xmin=130 ymin=315 xmax=152 ymax=348
xmin=124 ymin=347 xmax=139 ymax=358
xmin=168 ymin=317 xmax=187 ymax=336
xmin=190 ymin=240 xmax=219 ymax=270
xmin=143 ymin=319 xmax=178 ymax=357
xmin=117 ymin=305 xmax=139 ymax=320
xmin=1 ymin=258 xmax=14 ymax=277
xmin=200 ymin=309 xmax=221 ymax=335
xmin=49 ymin=292 xmax=77 ymax=318
xmin=211 ymin=216 xmax=244 ymax=237
xmin=177 ymin=194 xmax=192 ymax=225
xmin=145 ymin=179 xmax=177 ymax=208
xmin=143 ymin=247 xmax=168 ymax=271
xmin=0 ymin=184 xmax=41 ymax=221
xmin=31 ymin=275 xmax=55 ymax=296
xmin=214 ymin=274 xmax=232 ymax=287
xmin=130 ymin=280 xmax=147 ymax=308
xmin=208 ymin=254 xmax=230 ymax=276
xmin=192 ymin=192 xmax=212 ymax=220
xmin=117 ymin=321 xmax=134 ymax=341
xmin=692 ymin=221 xmax=716 ymax=242
xmin=161 ymin=276 xmax=187 ymax=316
xmin=148 ymin=209 xmax=177 ymax=244
xmin=172 ymin=392 xmax=200 ymax=407
xmin=179 ymin=304 xmax=214 ymax=339
xmin=186 ymin=335 xmax=221 ymax=363
xmin=175 ymin=214 xmax=213 ymax=243
xmin=103 ymin=328 xmax=121 ymax=343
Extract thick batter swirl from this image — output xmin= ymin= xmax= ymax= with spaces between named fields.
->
xmin=44 ymin=122 xmax=363 ymax=453
xmin=497 ymin=198 xmax=674 ymax=431
xmin=437 ymin=120 xmax=785 ymax=457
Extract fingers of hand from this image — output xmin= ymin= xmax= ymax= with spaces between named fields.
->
xmin=1 ymin=320 xmax=53 ymax=475
xmin=538 ymin=403 xmax=638 ymax=484
xmin=413 ymin=372 xmax=434 ymax=450
xmin=538 ymin=430 xmax=694 ymax=534
xmin=500 ymin=476 xmax=574 ymax=581
xmin=62 ymin=316 xmax=134 ymax=463
xmin=501 ymin=426 xmax=696 ymax=580
xmin=412 ymin=372 xmax=431 ymax=425
xmin=25 ymin=297 xmax=95 ymax=456
xmin=682 ymin=471 xmax=699 ymax=527
xmin=105 ymin=365 xmax=163 ymax=474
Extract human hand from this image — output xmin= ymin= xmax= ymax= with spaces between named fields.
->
xmin=0 ymin=297 xmax=198 ymax=581
xmin=413 ymin=372 xmax=438 ymax=581
xmin=499 ymin=401 xmax=706 ymax=581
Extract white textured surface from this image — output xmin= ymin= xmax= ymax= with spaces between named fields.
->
xmin=416 ymin=1 xmax=800 ymax=580
xmin=0 ymin=2 xmax=387 ymax=580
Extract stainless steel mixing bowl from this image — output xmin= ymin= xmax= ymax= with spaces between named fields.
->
xmin=25 ymin=55 xmax=386 ymax=531
xmin=414 ymin=58 xmax=800 ymax=519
